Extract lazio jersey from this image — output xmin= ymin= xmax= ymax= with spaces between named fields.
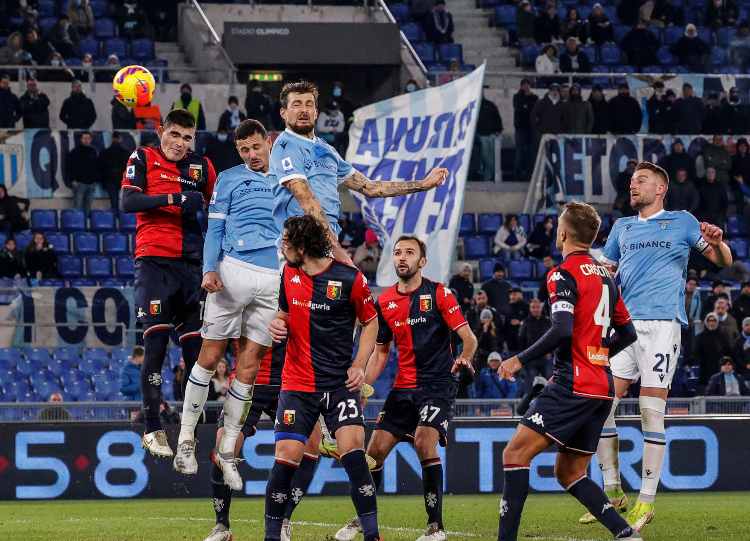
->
xmin=270 ymin=128 xmax=353 ymax=237
xmin=204 ymin=164 xmax=280 ymax=273
xmin=601 ymin=210 xmax=709 ymax=324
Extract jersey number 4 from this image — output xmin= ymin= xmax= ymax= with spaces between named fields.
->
xmin=593 ymin=284 xmax=611 ymax=338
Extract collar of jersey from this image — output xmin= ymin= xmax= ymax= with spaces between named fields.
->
xmin=637 ymin=208 xmax=666 ymax=222
xmin=244 ymin=163 xmax=269 ymax=177
xmin=284 ymin=127 xmax=319 ymax=144
xmin=395 ymin=278 xmax=424 ymax=296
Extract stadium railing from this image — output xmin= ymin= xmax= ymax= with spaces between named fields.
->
xmin=2 ymin=397 xmax=749 ymax=423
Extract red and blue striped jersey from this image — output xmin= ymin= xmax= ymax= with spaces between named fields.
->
xmin=255 ymin=339 xmax=286 ymax=386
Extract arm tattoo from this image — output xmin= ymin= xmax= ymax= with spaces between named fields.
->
xmin=343 ymin=170 xmax=424 ymax=197
xmin=287 ymin=178 xmax=340 ymax=244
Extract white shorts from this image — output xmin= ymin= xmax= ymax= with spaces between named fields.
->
xmin=610 ymin=320 xmax=681 ymax=389
xmin=201 ymin=256 xmax=280 ymax=346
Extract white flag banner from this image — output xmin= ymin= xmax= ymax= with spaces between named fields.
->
xmin=346 ymin=64 xmax=485 ymax=286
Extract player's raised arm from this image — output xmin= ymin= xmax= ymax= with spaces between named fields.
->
xmin=699 ymin=221 xmax=733 ymax=267
xmin=341 ymin=168 xmax=449 ymax=198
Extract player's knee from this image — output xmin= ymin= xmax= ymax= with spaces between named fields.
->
xmin=553 ymin=458 xmax=585 ymax=487
xmin=502 ymin=441 xmax=523 ymax=465
xmin=142 ymin=324 xmax=171 ymax=368
xmin=414 ymin=432 xmax=438 ymax=460
xmin=275 ymin=439 xmax=305 ymax=464
xmin=640 ymin=395 xmax=666 ymax=434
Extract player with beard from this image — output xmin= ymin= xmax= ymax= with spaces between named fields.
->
xmin=334 ymin=236 xmax=477 ymax=541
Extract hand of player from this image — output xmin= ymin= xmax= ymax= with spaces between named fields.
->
xmin=700 ymin=222 xmax=724 ymax=247
xmin=420 ymin=167 xmax=449 ymax=190
xmin=201 ymin=271 xmax=223 ymax=293
xmin=451 ymin=356 xmax=475 ymax=376
xmin=175 ymin=191 xmax=205 ymax=214
xmin=268 ymin=317 xmax=288 ymax=343
xmin=498 ymin=356 xmax=522 ymax=381
xmin=346 ymin=366 xmax=365 ymax=391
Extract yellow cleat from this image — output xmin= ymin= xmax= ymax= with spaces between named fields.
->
xmin=579 ymin=487 xmax=628 ymax=524
xmin=626 ymin=500 xmax=655 ymax=532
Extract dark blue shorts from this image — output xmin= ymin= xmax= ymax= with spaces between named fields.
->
xmin=520 ymin=382 xmax=612 ymax=454
xmin=275 ymin=388 xmax=365 ymax=443
xmin=134 ymin=257 xmax=203 ymax=331
xmin=375 ymin=385 xmax=455 ymax=447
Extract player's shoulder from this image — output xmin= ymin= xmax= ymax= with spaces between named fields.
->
xmin=611 ymin=215 xmax=637 ymax=231
xmin=328 ymin=260 xmax=363 ymax=284
xmin=667 ymin=209 xmax=699 ymax=225
xmin=272 ymin=130 xmax=299 ymax=152
xmin=376 ymin=284 xmax=400 ymax=306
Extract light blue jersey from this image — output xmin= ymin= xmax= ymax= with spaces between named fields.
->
xmin=601 ymin=210 xmax=709 ymax=324
xmin=203 ymin=164 xmax=279 ymax=273
xmin=270 ymin=128 xmax=353 ymax=236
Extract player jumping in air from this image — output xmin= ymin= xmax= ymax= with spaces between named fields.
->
xmin=334 ymin=236 xmax=477 ymax=541
xmin=497 ymin=202 xmax=641 ymax=541
xmin=120 ymin=108 xmax=217 ymax=457
xmin=581 ymin=161 xmax=731 ymax=530
xmin=266 ymin=215 xmax=381 ymax=541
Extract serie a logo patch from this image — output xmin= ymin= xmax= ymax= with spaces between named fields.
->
xmin=419 ymin=294 xmax=432 ymax=312
xmin=326 ymin=280 xmax=342 ymax=300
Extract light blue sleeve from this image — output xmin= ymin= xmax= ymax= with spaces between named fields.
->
xmin=683 ymin=211 xmax=710 ymax=254
xmin=601 ymin=219 xmax=622 ymax=265
xmin=203 ymin=172 xmax=230 ymax=274
xmin=335 ymin=148 xmax=353 ymax=183
xmin=270 ymin=137 xmax=307 ymax=186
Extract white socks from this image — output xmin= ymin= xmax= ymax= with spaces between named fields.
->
xmin=639 ymin=396 xmax=666 ymax=503
xmin=218 ymin=379 xmax=253 ymax=455
xmin=597 ymin=397 xmax=621 ymax=492
xmin=178 ymin=364 xmax=215 ymax=444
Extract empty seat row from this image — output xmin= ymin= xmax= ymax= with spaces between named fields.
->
xmin=29 ymin=209 xmax=136 ymax=232
xmin=58 ymin=255 xmax=134 ymax=279
xmin=14 ymin=231 xmax=132 ymax=255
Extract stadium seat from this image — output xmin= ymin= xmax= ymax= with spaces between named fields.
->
xmin=119 ymin=212 xmax=137 ymax=232
xmin=70 ymin=278 xmax=98 ymax=287
xmin=115 ymin=256 xmax=135 ymax=278
xmin=38 ymin=0 xmax=56 ymax=17
xmin=131 ymin=38 xmax=155 ymax=61
xmin=520 ymin=44 xmax=539 ymax=67
xmin=613 ymin=24 xmax=629 ymax=43
xmin=79 ymin=37 xmax=100 ymax=58
xmin=102 ymin=233 xmax=129 ymax=255
xmin=718 ymin=27 xmax=737 ymax=47
xmin=534 ymin=259 xmax=549 ymax=278
xmin=730 ymin=239 xmax=748 ymax=259
xmin=58 ymin=255 xmax=83 ymax=278
xmin=494 ymin=5 xmax=516 ymax=27
xmin=26 ymin=347 xmax=52 ymax=365
xmin=99 ymin=278 xmax=130 ymax=287
xmin=73 ymin=232 xmax=99 ymax=255
xmin=39 ymin=17 xmax=57 ymax=35
xmin=591 ymin=65 xmax=611 ymax=88
xmin=54 ymin=347 xmax=81 ymax=364
xmin=90 ymin=0 xmax=109 ymax=18
xmin=600 ymin=44 xmax=622 ymax=65
xmin=697 ymin=26 xmax=713 ymax=46
xmin=104 ymin=38 xmax=128 ymax=59
xmin=509 ymin=259 xmax=533 ymax=280
xmin=664 ymin=26 xmax=683 ymax=45
xmin=401 ymin=23 xmax=425 ymax=43
xmin=478 ymin=213 xmax=503 ymax=235
xmin=95 ymin=17 xmax=117 ymax=38
xmin=413 ymin=42 xmax=436 ymax=63
xmin=459 ymin=213 xmax=476 ymax=236
xmin=90 ymin=209 xmax=117 ymax=232
xmin=390 ymin=3 xmax=411 ymax=23
xmin=439 ymin=43 xmax=463 ymax=63
xmin=47 ymin=359 xmax=65 ymax=377
xmin=110 ymin=347 xmax=130 ymax=362
xmin=517 ymin=214 xmax=531 ymax=233
xmin=478 ymin=258 xmax=496 ymax=281
xmin=710 ymin=47 xmax=728 ymax=67
xmin=80 ymin=356 xmax=109 ymax=376
xmin=657 ymin=47 xmax=676 ymax=66
xmin=46 ymin=232 xmax=70 ymax=254
xmin=61 ymin=209 xmax=86 ymax=232
xmin=40 ymin=278 xmax=66 ymax=287
xmin=0 ymin=349 xmax=19 ymax=371
xmin=86 ymin=256 xmax=113 ymax=278
xmin=463 ymin=236 xmax=490 ymax=259
xmin=727 ymin=215 xmax=744 ymax=237
xmin=30 ymin=209 xmax=58 ymax=231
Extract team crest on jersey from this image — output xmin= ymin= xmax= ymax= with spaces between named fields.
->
xmin=283 ymin=410 xmax=296 ymax=425
xmin=658 ymin=221 xmax=670 ymax=230
xmin=149 ymin=300 xmax=161 ymax=315
xmin=419 ymin=294 xmax=432 ymax=312
xmin=326 ymin=280 xmax=342 ymax=300
xmin=188 ymin=163 xmax=202 ymax=182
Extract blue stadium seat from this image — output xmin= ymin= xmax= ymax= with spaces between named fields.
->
xmin=54 ymin=347 xmax=81 ymax=364
xmin=611 ymin=64 xmax=636 ymax=74
xmin=664 ymin=26 xmax=683 ymax=45
xmin=390 ymin=3 xmax=411 ymax=23
xmin=697 ymin=26 xmax=713 ymax=46
xmin=534 ymin=259 xmax=549 ymax=278
xmin=401 ymin=23 xmax=424 ymax=43
xmin=131 ymin=38 xmax=155 ymax=61
xmin=613 ymin=24 xmax=629 ymax=43
xmin=58 ymin=255 xmax=83 ymax=278
xmin=657 ymin=47 xmax=676 ymax=66
xmin=26 ymin=347 xmax=52 ymax=365
xmin=718 ymin=27 xmax=737 ymax=47
xmin=47 ymin=358 xmax=65 ymax=377
xmin=102 ymin=233 xmax=128 ymax=255
xmin=600 ymin=44 xmax=622 ymax=65
xmin=478 ymin=213 xmax=503 ymax=235
xmin=459 ymin=212 xmax=476 ymax=237
xmin=582 ymin=45 xmax=598 ymax=63
xmin=463 ymin=236 xmax=490 ymax=259
xmin=90 ymin=209 xmax=117 ymax=232
xmin=79 ymin=37 xmax=100 ymax=58
xmin=520 ymin=44 xmax=539 ymax=67
xmin=46 ymin=232 xmax=70 ymax=254
xmin=439 ymin=43 xmax=463 ymax=63
xmin=509 ymin=259 xmax=533 ymax=280
xmin=38 ymin=0 xmax=56 ymax=18
xmin=413 ymin=42 xmax=436 ymax=63
xmin=730 ymin=239 xmax=748 ymax=259
xmin=167 ymin=348 xmax=182 ymax=368
xmin=478 ymin=258 xmax=497 ymax=281
xmin=0 ymin=349 xmax=19 ymax=371
xmin=70 ymin=278 xmax=98 ymax=287
xmin=95 ymin=17 xmax=117 ymax=38
xmin=73 ymin=232 xmax=99 ymax=255
xmin=494 ymin=5 xmax=516 ymax=27
xmin=710 ymin=47 xmax=728 ymax=67
xmin=517 ymin=214 xmax=531 ymax=234
xmin=40 ymin=278 xmax=66 ymax=287
xmin=39 ymin=17 xmax=57 ymax=35
xmin=119 ymin=212 xmax=137 ymax=232
xmin=727 ymin=215 xmax=744 ymax=237
xmin=115 ymin=256 xmax=135 ymax=278
xmin=104 ymin=38 xmax=128 ymax=59
xmin=89 ymin=0 xmax=109 ymax=17
xmin=110 ymin=347 xmax=130 ymax=362
xmin=86 ymin=256 xmax=113 ymax=278
xmin=30 ymin=209 xmax=58 ymax=231
xmin=591 ymin=65 xmax=611 ymax=88
xmin=60 ymin=209 xmax=86 ymax=232
xmin=80 ymin=357 xmax=109 ymax=376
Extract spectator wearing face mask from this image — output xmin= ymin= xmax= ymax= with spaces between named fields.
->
xmin=723 ymin=87 xmax=748 ymax=135
xmin=317 ymin=100 xmax=346 ymax=153
xmin=218 ymin=96 xmax=246 ymax=132
xmin=171 ymin=83 xmax=205 ymax=130
xmin=245 ymin=84 xmax=273 ymax=128
xmin=48 ymin=15 xmax=80 ymax=59
xmin=95 ymin=54 xmax=120 ymax=83
xmin=19 ymin=79 xmax=50 ymax=129
xmin=59 ymin=80 xmax=96 ymax=129
xmin=68 ymin=0 xmax=95 ymax=36
xmin=204 ymin=129 xmax=241 ymax=174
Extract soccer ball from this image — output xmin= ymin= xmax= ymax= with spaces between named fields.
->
xmin=112 ymin=65 xmax=156 ymax=108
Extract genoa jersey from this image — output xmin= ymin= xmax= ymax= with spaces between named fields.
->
xmin=121 ymin=146 xmax=217 ymax=261
xmin=255 ymin=339 xmax=286 ymax=386
xmin=376 ymin=279 xmax=468 ymax=389
xmin=601 ymin=210 xmax=709 ymax=324
xmin=546 ymin=252 xmax=631 ymax=399
xmin=279 ymin=261 xmax=376 ymax=392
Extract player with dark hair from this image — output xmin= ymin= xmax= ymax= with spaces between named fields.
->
xmin=265 ymin=214 xmax=382 ymax=541
xmin=335 ymin=235 xmax=477 ymax=541
xmin=271 ymin=80 xmax=448 ymax=264
xmin=120 ymin=108 xmax=217 ymax=457
xmin=496 ymin=201 xmax=641 ymax=541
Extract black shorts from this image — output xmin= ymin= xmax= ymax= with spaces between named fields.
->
xmin=375 ymin=384 xmax=456 ymax=447
xmin=218 ymin=385 xmax=279 ymax=438
xmin=520 ymin=382 xmax=612 ymax=454
xmin=134 ymin=257 xmax=203 ymax=330
xmin=275 ymin=388 xmax=365 ymax=443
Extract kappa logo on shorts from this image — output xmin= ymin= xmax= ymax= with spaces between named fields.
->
xmin=326 ymin=280 xmax=342 ymax=300
xmin=419 ymin=294 xmax=432 ymax=312
xmin=149 ymin=300 xmax=161 ymax=315
xmin=528 ymin=413 xmax=544 ymax=427
xmin=137 ymin=307 xmax=146 ymax=319
xmin=283 ymin=409 xmax=296 ymax=425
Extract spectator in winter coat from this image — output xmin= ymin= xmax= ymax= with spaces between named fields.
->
xmin=475 ymin=352 xmax=518 ymax=398
xmin=59 ymin=80 xmax=97 ymax=129
xmin=482 ymin=263 xmax=512 ymax=318
xmin=723 ymin=87 xmax=749 ymax=135
xmin=513 ymin=78 xmax=538 ymax=181
xmin=706 ymin=0 xmax=738 ymax=30
xmin=217 ymin=96 xmax=246 ymax=133
xmin=561 ymin=83 xmax=593 ymax=133
xmin=588 ymin=85 xmax=609 ymax=134
xmin=0 ymin=32 xmax=30 ymax=66
xmin=674 ymin=83 xmax=705 ymax=134
xmin=475 ymin=309 xmax=500 ymax=370
xmin=119 ymin=346 xmax=144 ymax=400
xmin=608 ymin=83 xmax=642 ymax=134
xmin=518 ymin=299 xmax=551 ymax=391
xmin=647 ymin=82 xmax=670 ymax=134
xmin=621 ymin=21 xmax=660 ymax=67
xmin=535 ymin=44 xmax=560 ymax=74
xmin=732 ymin=283 xmax=750 ymax=323
xmin=23 ymin=29 xmax=54 ymax=66
xmin=317 ymin=100 xmax=346 ymax=153
xmin=48 ymin=15 xmax=80 ymax=59
xmin=659 ymin=140 xmax=695 ymax=182
xmin=67 ymin=131 xmax=99 ymax=213
xmin=705 ymin=357 xmax=749 ymax=396
xmin=111 ymin=97 xmax=136 ymax=129
xmin=559 ymin=37 xmax=591 ymax=73
xmin=526 ymin=217 xmax=555 ymax=258
xmin=702 ymin=135 xmax=731 ymax=185
xmin=0 ymin=238 xmax=24 ymax=278
xmin=99 ymin=132 xmax=130 ymax=211
xmin=613 ymin=159 xmax=637 ymax=216
xmin=588 ymin=3 xmax=614 ymax=45
xmin=494 ymin=214 xmax=527 ymax=259
xmin=475 ymin=92 xmax=503 ymax=181
xmin=19 ymin=79 xmax=50 ymax=129
xmin=697 ymin=167 xmax=729 ymax=230
xmin=531 ymin=84 xmax=563 ymax=138
xmin=0 ymin=74 xmax=20 ymax=128
xmin=516 ymin=1 xmax=536 ymax=45
xmin=665 ymin=168 xmax=700 ymax=213
xmin=505 ymin=288 xmax=529 ymax=352
xmin=683 ymin=276 xmax=702 ymax=360
xmin=560 ymin=8 xmax=587 ymax=44
xmin=715 ymin=296 xmax=740 ymax=344
xmin=671 ymin=23 xmax=709 ymax=72
xmin=24 ymin=232 xmax=58 ymax=279
xmin=423 ymin=0 xmax=454 ymax=44
xmin=695 ymin=312 xmax=733 ymax=384
xmin=731 ymin=138 xmax=750 ymax=214
xmin=68 ymin=0 xmax=95 ymax=36
xmin=449 ymin=263 xmax=475 ymax=313
xmin=733 ymin=316 xmax=750 ymax=371
xmin=245 ymin=84 xmax=274 ymax=129
xmin=702 ymin=93 xmax=731 ymax=135
xmin=0 ymin=185 xmax=29 ymax=235
xmin=534 ymin=2 xmax=561 ymax=44
xmin=466 ymin=289 xmax=502 ymax=333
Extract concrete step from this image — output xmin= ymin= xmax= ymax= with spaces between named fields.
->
xmin=155 ymin=42 xmax=182 ymax=53
xmin=454 ymin=34 xmax=504 ymax=47
xmin=157 ymin=50 xmax=190 ymax=68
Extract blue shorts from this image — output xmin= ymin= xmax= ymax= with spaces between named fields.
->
xmin=134 ymin=257 xmax=203 ymax=331
xmin=375 ymin=384 xmax=455 ymax=447
xmin=275 ymin=388 xmax=365 ymax=443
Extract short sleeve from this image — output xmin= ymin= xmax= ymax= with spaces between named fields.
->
xmin=600 ymin=219 xmax=621 ymax=265
xmin=270 ymin=137 xmax=307 ymax=186
xmin=351 ymin=272 xmax=377 ymax=324
xmin=546 ymin=268 xmax=577 ymax=315
xmin=613 ymin=290 xmax=632 ymax=326
xmin=375 ymin=302 xmax=393 ymax=345
xmin=121 ymin=148 xmax=147 ymax=192
xmin=336 ymin=150 xmax=354 ymax=183
xmin=684 ymin=211 xmax=710 ymax=254
xmin=278 ymin=267 xmax=289 ymax=313
xmin=436 ymin=283 xmax=468 ymax=331
xmin=208 ymin=172 xmax=230 ymax=220
xmin=202 ymin=157 xmax=218 ymax=202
